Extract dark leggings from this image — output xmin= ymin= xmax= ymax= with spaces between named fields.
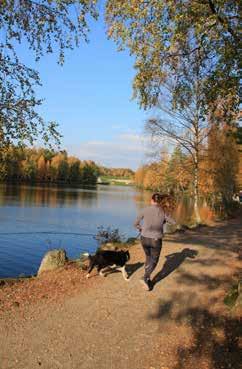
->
xmin=141 ymin=236 xmax=162 ymax=281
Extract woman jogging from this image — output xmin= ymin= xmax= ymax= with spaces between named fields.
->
xmin=134 ymin=193 xmax=176 ymax=291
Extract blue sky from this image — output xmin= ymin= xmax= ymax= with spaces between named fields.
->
xmin=17 ymin=15 xmax=152 ymax=169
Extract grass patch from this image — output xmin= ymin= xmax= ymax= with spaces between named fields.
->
xmin=224 ymin=281 xmax=241 ymax=308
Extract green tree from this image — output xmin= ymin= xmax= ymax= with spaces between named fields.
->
xmin=106 ymin=0 xmax=239 ymax=111
xmin=57 ymin=159 xmax=69 ymax=182
xmin=80 ymin=163 xmax=98 ymax=184
xmin=0 ymin=146 xmax=23 ymax=181
xmin=68 ymin=158 xmax=81 ymax=183
xmin=0 ymin=0 xmax=98 ymax=147
xmin=22 ymin=160 xmax=37 ymax=182
xmin=43 ymin=149 xmax=56 ymax=181
xmin=235 ymin=126 xmax=242 ymax=145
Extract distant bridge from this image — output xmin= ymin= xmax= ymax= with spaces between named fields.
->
xmin=97 ymin=177 xmax=133 ymax=185
xmin=110 ymin=179 xmax=134 ymax=185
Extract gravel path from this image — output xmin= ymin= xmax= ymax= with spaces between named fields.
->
xmin=0 ymin=217 xmax=241 ymax=369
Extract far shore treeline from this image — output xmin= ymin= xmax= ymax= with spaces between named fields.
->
xmin=134 ymin=126 xmax=241 ymax=217
xmin=0 ymin=147 xmax=134 ymax=185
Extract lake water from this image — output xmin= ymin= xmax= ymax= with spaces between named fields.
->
xmin=0 ymin=184 xmax=212 ymax=278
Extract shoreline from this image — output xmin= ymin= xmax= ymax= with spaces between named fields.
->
xmin=0 ymin=211 xmax=240 ymax=282
xmin=0 ymin=222 xmax=213 ymax=281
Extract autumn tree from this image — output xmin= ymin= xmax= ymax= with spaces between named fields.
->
xmin=105 ymin=1 xmax=239 ymax=221
xmin=134 ymin=147 xmax=192 ymax=195
xmin=164 ymin=147 xmax=191 ymax=194
xmin=206 ymin=125 xmax=239 ymax=212
xmin=37 ymin=154 xmax=47 ymax=181
xmin=143 ymin=162 xmax=167 ymax=191
xmin=0 ymin=146 xmax=102 ymax=184
xmin=134 ymin=166 xmax=146 ymax=188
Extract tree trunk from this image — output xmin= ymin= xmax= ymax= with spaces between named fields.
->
xmin=193 ymin=72 xmax=201 ymax=225
xmin=194 ymin=155 xmax=201 ymax=224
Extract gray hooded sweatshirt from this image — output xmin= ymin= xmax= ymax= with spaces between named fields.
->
xmin=134 ymin=204 xmax=176 ymax=239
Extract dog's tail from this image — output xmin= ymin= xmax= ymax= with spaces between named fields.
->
xmin=82 ymin=252 xmax=90 ymax=257
xmin=82 ymin=252 xmax=94 ymax=261
xmin=81 ymin=252 xmax=92 ymax=260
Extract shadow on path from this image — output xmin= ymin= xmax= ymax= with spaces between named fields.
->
xmin=167 ymin=216 xmax=242 ymax=256
xmin=149 ymin=293 xmax=241 ymax=369
xmin=126 ymin=262 xmax=144 ymax=277
xmin=152 ymin=248 xmax=198 ymax=287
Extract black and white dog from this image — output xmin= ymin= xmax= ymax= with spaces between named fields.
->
xmin=85 ymin=250 xmax=130 ymax=281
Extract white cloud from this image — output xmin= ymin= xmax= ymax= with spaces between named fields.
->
xmin=66 ymin=132 xmax=153 ymax=169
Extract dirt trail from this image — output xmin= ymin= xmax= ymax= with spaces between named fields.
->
xmin=0 ymin=217 xmax=241 ymax=369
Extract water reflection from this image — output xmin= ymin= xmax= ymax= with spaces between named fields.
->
xmin=0 ymin=184 xmax=98 ymax=208
xmin=0 ymin=184 xmax=214 ymax=226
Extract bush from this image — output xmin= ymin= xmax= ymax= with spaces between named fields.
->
xmin=94 ymin=226 xmax=124 ymax=245
xmin=224 ymin=280 xmax=241 ymax=308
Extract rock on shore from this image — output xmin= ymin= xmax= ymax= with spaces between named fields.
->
xmin=37 ymin=249 xmax=67 ymax=276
